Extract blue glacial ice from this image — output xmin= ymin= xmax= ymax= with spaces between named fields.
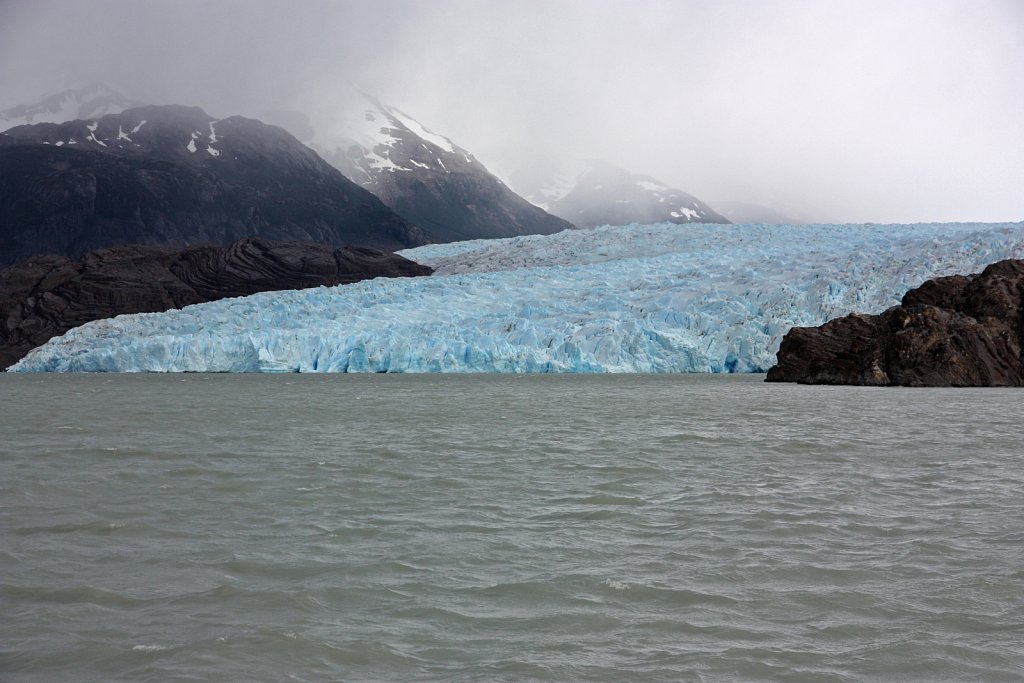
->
xmin=11 ymin=222 xmax=1024 ymax=373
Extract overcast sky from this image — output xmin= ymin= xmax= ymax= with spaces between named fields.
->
xmin=1 ymin=0 xmax=1022 ymax=222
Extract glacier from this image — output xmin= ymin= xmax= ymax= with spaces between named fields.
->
xmin=11 ymin=222 xmax=1024 ymax=373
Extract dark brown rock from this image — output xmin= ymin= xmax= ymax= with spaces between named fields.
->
xmin=766 ymin=259 xmax=1024 ymax=386
xmin=0 ymin=238 xmax=432 ymax=369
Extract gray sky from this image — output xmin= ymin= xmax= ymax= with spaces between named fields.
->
xmin=2 ymin=0 xmax=1022 ymax=222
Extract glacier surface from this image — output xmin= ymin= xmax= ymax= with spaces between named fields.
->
xmin=11 ymin=222 xmax=1024 ymax=373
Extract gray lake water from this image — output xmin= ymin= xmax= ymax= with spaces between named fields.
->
xmin=2 ymin=373 xmax=1023 ymax=682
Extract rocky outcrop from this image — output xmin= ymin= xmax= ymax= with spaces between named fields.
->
xmin=0 ymin=104 xmax=427 ymax=266
xmin=0 ymin=238 xmax=432 ymax=369
xmin=766 ymin=259 xmax=1024 ymax=386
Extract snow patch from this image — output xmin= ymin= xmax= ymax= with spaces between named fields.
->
xmin=386 ymin=106 xmax=455 ymax=153
xmin=670 ymin=208 xmax=701 ymax=220
xmin=85 ymin=121 xmax=107 ymax=147
xmin=637 ymin=179 xmax=666 ymax=192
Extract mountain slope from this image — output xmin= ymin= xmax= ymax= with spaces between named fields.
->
xmin=514 ymin=161 xmax=729 ymax=228
xmin=300 ymin=88 xmax=572 ymax=243
xmin=0 ymin=238 xmax=432 ymax=370
xmin=0 ymin=104 xmax=427 ymax=265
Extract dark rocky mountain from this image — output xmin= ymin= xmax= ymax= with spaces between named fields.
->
xmin=287 ymin=88 xmax=573 ymax=243
xmin=0 ymin=104 xmax=427 ymax=266
xmin=513 ymin=160 xmax=730 ymax=228
xmin=0 ymin=237 xmax=432 ymax=369
xmin=0 ymin=82 xmax=141 ymax=129
xmin=766 ymin=259 xmax=1024 ymax=386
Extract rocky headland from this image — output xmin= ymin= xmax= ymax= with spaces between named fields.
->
xmin=766 ymin=259 xmax=1024 ymax=386
xmin=0 ymin=238 xmax=432 ymax=369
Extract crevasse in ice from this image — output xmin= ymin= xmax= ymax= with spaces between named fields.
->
xmin=11 ymin=222 xmax=1024 ymax=373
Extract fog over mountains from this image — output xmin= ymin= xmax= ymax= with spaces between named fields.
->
xmin=0 ymin=83 xmax=742 ymax=238
xmin=2 ymin=0 xmax=1020 ymax=224
xmin=0 ymin=82 xmax=141 ymax=129
xmin=277 ymin=85 xmax=572 ymax=242
xmin=514 ymin=160 xmax=730 ymax=227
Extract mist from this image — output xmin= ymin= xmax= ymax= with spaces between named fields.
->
xmin=1 ymin=0 xmax=1022 ymax=223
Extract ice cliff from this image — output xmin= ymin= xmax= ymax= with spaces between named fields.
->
xmin=11 ymin=222 xmax=1024 ymax=373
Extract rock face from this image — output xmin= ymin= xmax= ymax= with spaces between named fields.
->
xmin=512 ymin=160 xmax=730 ymax=228
xmin=296 ymin=87 xmax=573 ymax=243
xmin=766 ymin=259 xmax=1024 ymax=386
xmin=0 ymin=238 xmax=432 ymax=369
xmin=0 ymin=104 xmax=427 ymax=266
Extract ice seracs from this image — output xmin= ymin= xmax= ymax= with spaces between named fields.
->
xmin=12 ymin=222 xmax=1024 ymax=374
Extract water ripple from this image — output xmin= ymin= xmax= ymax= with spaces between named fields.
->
xmin=2 ymin=374 xmax=1023 ymax=681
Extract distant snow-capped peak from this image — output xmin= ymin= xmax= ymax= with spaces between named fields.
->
xmin=510 ymin=158 xmax=592 ymax=211
xmin=262 ymin=84 xmax=572 ymax=244
xmin=0 ymin=83 xmax=142 ymax=130
xmin=297 ymin=84 xmax=477 ymax=182
xmin=510 ymin=159 xmax=729 ymax=227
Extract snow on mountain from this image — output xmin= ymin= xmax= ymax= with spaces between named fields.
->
xmin=512 ymin=160 xmax=729 ymax=227
xmin=510 ymin=158 xmax=592 ymax=211
xmin=286 ymin=84 xmax=572 ymax=243
xmin=0 ymin=83 xmax=141 ymax=130
xmin=0 ymin=104 xmax=426 ymax=265
xmin=12 ymin=222 xmax=1024 ymax=374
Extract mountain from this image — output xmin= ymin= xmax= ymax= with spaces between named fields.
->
xmin=0 ymin=238 xmax=432 ymax=370
xmin=13 ymin=221 xmax=1024 ymax=373
xmin=0 ymin=104 xmax=427 ymax=266
xmin=512 ymin=161 xmax=729 ymax=228
xmin=285 ymin=87 xmax=573 ymax=243
xmin=767 ymin=259 xmax=1024 ymax=386
xmin=710 ymin=200 xmax=808 ymax=225
xmin=0 ymin=82 xmax=141 ymax=129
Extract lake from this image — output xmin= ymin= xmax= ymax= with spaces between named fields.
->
xmin=2 ymin=373 xmax=1022 ymax=681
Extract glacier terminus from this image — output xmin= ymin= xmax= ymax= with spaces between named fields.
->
xmin=11 ymin=222 xmax=1024 ymax=374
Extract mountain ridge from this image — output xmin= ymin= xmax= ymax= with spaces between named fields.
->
xmin=0 ymin=104 xmax=427 ymax=265
xmin=291 ymin=86 xmax=574 ymax=243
